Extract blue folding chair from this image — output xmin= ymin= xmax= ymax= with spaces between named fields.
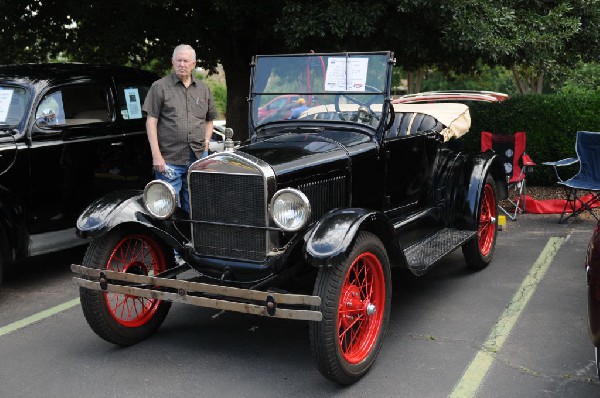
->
xmin=543 ymin=131 xmax=600 ymax=222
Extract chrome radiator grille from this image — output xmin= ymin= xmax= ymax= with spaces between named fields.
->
xmin=190 ymin=172 xmax=267 ymax=261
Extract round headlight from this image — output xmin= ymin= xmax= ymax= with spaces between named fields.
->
xmin=270 ymin=188 xmax=311 ymax=232
xmin=143 ymin=180 xmax=177 ymax=219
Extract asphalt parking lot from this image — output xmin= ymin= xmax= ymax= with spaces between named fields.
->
xmin=0 ymin=213 xmax=599 ymax=397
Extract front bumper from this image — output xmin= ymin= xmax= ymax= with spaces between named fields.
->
xmin=71 ymin=264 xmax=322 ymax=322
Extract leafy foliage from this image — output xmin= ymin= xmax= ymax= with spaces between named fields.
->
xmin=3 ymin=0 xmax=600 ymax=137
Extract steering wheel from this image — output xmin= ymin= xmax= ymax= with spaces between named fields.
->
xmin=334 ymin=85 xmax=381 ymax=123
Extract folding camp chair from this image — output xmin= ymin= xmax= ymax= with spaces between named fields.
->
xmin=542 ymin=131 xmax=600 ymax=223
xmin=481 ymin=131 xmax=536 ymax=220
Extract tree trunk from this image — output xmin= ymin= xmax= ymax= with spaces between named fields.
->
xmin=536 ymin=73 xmax=544 ymax=94
xmin=221 ymin=58 xmax=251 ymax=143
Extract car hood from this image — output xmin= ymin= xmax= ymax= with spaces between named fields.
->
xmin=190 ymin=129 xmax=373 ymax=187
xmin=239 ymin=130 xmax=371 ymax=183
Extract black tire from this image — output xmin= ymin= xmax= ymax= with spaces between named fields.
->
xmin=0 ymin=229 xmax=8 ymax=288
xmin=462 ymin=175 xmax=498 ymax=270
xmin=596 ymin=346 xmax=600 ymax=379
xmin=309 ymin=232 xmax=391 ymax=385
xmin=79 ymin=225 xmax=174 ymax=346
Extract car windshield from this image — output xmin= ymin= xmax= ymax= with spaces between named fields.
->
xmin=0 ymin=85 xmax=30 ymax=128
xmin=250 ymin=52 xmax=392 ymax=131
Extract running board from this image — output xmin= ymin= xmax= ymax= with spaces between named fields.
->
xmin=71 ymin=264 xmax=322 ymax=322
xmin=403 ymin=228 xmax=476 ymax=276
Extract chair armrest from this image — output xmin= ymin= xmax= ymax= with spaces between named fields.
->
xmin=521 ymin=153 xmax=536 ymax=167
xmin=542 ymin=157 xmax=579 ymax=183
xmin=542 ymin=157 xmax=578 ymax=167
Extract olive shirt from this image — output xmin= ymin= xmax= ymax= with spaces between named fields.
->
xmin=143 ymin=72 xmax=218 ymax=165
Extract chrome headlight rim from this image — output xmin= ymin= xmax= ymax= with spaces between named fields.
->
xmin=143 ymin=180 xmax=178 ymax=220
xmin=270 ymin=188 xmax=311 ymax=232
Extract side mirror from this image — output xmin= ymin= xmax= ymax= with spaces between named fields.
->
xmin=34 ymin=108 xmax=58 ymax=127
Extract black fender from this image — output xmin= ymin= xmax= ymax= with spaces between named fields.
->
xmin=453 ymin=151 xmax=507 ymax=230
xmin=304 ymin=208 xmax=402 ymax=268
xmin=76 ymin=189 xmax=188 ymax=250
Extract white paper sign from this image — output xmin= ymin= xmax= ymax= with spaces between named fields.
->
xmin=124 ymin=88 xmax=142 ymax=119
xmin=0 ymin=89 xmax=14 ymax=122
xmin=325 ymin=57 xmax=369 ymax=92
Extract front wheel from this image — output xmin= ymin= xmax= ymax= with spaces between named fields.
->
xmin=309 ymin=232 xmax=391 ymax=385
xmin=462 ymin=175 xmax=498 ymax=270
xmin=79 ymin=225 xmax=174 ymax=346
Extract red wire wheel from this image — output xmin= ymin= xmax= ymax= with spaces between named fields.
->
xmin=478 ymin=182 xmax=497 ymax=257
xmin=310 ymin=232 xmax=391 ymax=385
xmin=463 ymin=176 xmax=498 ymax=270
xmin=79 ymin=226 xmax=174 ymax=346
xmin=104 ymin=235 xmax=166 ymax=327
xmin=337 ymin=252 xmax=386 ymax=364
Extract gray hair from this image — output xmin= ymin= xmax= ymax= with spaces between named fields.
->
xmin=172 ymin=44 xmax=196 ymax=61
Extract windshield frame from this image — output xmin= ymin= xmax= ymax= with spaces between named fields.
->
xmin=248 ymin=51 xmax=395 ymax=138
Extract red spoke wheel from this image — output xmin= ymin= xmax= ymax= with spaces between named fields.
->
xmin=79 ymin=226 xmax=174 ymax=346
xmin=310 ymin=232 xmax=391 ymax=385
xmin=463 ymin=175 xmax=498 ymax=270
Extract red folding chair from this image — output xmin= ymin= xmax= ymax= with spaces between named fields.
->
xmin=481 ymin=131 xmax=536 ymax=220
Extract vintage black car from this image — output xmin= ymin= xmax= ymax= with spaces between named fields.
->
xmin=72 ymin=52 xmax=507 ymax=385
xmin=586 ymin=220 xmax=600 ymax=377
xmin=0 ymin=63 xmax=158 ymax=285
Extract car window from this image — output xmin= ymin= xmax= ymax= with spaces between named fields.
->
xmin=0 ymin=85 xmax=31 ymax=127
xmin=36 ymin=85 xmax=111 ymax=128
xmin=116 ymin=84 xmax=150 ymax=120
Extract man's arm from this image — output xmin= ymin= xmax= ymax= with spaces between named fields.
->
xmin=204 ymin=119 xmax=214 ymax=151
xmin=146 ymin=115 xmax=165 ymax=172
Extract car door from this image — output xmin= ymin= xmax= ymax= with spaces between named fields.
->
xmin=27 ymin=79 xmax=134 ymax=233
xmin=113 ymin=80 xmax=153 ymax=189
xmin=382 ymin=112 xmax=442 ymax=244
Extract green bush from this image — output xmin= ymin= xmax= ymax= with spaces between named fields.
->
xmin=206 ymin=80 xmax=227 ymax=119
xmin=461 ymin=93 xmax=600 ymax=185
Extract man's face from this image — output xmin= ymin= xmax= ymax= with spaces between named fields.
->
xmin=172 ymin=49 xmax=196 ymax=80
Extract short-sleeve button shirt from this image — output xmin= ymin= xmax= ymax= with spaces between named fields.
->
xmin=143 ymin=72 xmax=219 ymax=165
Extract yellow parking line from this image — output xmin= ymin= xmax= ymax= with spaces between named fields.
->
xmin=449 ymin=237 xmax=565 ymax=398
xmin=0 ymin=298 xmax=80 ymax=337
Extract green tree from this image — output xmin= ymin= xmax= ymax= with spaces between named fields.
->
xmin=3 ymin=0 xmax=600 ymax=138
xmin=440 ymin=0 xmax=600 ymax=94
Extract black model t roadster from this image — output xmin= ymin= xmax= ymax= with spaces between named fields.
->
xmin=72 ymin=51 xmax=507 ymax=385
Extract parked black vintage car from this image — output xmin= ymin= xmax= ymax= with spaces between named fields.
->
xmin=586 ymin=220 xmax=600 ymax=378
xmin=0 ymin=63 xmax=158 ymax=285
xmin=72 ymin=52 xmax=508 ymax=385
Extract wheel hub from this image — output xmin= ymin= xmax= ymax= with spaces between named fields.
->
xmin=366 ymin=303 xmax=377 ymax=316
xmin=340 ymin=284 xmax=376 ymax=329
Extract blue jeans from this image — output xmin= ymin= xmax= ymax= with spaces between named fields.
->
xmin=155 ymin=150 xmax=207 ymax=213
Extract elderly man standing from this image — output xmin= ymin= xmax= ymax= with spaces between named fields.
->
xmin=143 ymin=44 xmax=218 ymax=213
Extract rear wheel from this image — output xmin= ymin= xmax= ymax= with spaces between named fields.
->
xmin=310 ymin=232 xmax=391 ymax=385
xmin=0 ymin=229 xmax=9 ymax=287
xmin=462 ymin=175 xmax=498 ymax=270
xmin=79 ymin=225 xmax=174 ymax=346
xmin=596 ymin=347 xmax=600 ymax=378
